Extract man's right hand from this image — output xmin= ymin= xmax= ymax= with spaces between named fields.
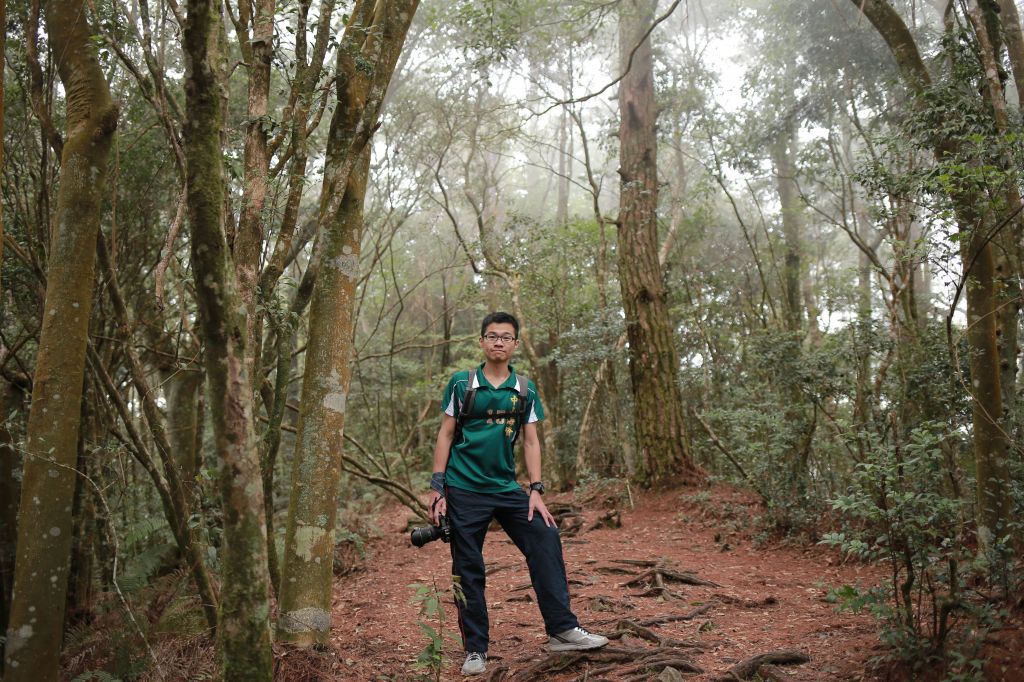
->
xmin=428 ymin=490 xmax=447 ymax=524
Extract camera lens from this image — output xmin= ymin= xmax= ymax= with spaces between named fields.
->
xmin=410 ymin=524 xmax=440 ymax=548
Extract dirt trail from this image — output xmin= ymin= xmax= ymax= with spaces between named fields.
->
xmin=324 ymin=485 xmax=885 ymax=681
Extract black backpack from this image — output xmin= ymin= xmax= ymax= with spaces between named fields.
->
xmin=453 ymin=369 xmax=530 ymax=448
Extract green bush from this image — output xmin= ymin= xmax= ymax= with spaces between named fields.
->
xmin=821 ymin=422 xmax=996 ymax=678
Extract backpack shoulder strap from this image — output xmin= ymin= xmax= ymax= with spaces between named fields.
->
xmin=456 ymin=369 xmax=478 ymax=423
xmin=516 ymin=374 xmax=529 ymax=415
xmin=510 ymin=374 xmax=531 ymax=447
xmin=451 ymin=369 xmax=478 ymax=451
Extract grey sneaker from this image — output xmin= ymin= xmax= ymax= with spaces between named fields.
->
xmin=461 ymin=652 xmax=486 ymax=675
xmin=548 ymin=626 xmax=610 ymax=651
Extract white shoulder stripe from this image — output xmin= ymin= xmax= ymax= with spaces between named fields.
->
xmin=444 ymin=377 xmax=471 ymax=417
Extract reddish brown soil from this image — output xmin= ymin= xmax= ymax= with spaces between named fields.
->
xmin=321 ymin=485 xmax=890 ymax=681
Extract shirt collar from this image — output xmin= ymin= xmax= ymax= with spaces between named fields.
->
xmin=473 ymin=363 xmax=519 ymax=391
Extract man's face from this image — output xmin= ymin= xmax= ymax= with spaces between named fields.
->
xmin=479 ymin=322 xmax=519 ymax=363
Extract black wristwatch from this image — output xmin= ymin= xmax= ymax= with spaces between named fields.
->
xmin=529 ymin=481 xmax=545 ymax=495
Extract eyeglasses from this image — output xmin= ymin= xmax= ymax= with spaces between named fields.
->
xmin=482 ymin=334 xmax=517 ymax=344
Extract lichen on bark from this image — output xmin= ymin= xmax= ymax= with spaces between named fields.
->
xmin=3 ymin=0 xmax=117 ymax=677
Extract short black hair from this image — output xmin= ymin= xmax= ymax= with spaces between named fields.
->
xmin=480 ymin=311 xmax=519 ymax=338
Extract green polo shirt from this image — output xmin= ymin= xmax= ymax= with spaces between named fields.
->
xmin=441 ymin=364 xmax=544 ymax=493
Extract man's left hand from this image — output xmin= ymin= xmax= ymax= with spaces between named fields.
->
xmin=528 ymin=490 xmax=557 ymax=527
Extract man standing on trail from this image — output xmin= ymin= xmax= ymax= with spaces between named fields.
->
xmin=427 ymin=311 xmax=609 ymax=676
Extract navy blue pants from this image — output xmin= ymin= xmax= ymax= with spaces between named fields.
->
xmin=446 ymin=486 xmax=579 ymax=653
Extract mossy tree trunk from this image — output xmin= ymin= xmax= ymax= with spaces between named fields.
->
xmin=277 ymin=0 xmax=419 ymax=646
xmin=256 ymin=0 xmax=337 ymax=594
xmin=616 ymin=0 xmax=702 ymax=486
xmin=770 ymin=118 xmax=816 ymax=488
xmin=2 ymin=0 xmax=117 ymax=674
xmin=234 ymin=0 xmax=275 ymax=382
xmin=163 ymin=368 xmax=204 ymax=504
xmin=182 ymin=0 xmax=272 ymax=676
xmin=850 ymin=0 xmax=1011 ymax=549
xmin=966 ymin=5 xmax=1015 ymax=545
xmin=771 ymin=121 xmax=803 ymax=335
xmin=0 ymin=382 xmax=24 ymax=664
xmin=278 ymin=147 xmax=370 ymax=643
xmin=0 ymin=0 xmax=5 ymax=299
xmin=970 ymin=6 xmax=1023 ymax=443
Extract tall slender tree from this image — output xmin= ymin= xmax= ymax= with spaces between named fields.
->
xmin=848 ymin=0 xmax=1012 ymax=549
xmin=277 ymin=0 xmax=420 ymax=646
xmin=182 ymin=0 xmax=273 ymax=675
xmin=3 ymin=0 xmax=118 ymax=674
xmin=616 ymin=0 xmax=702 ymax=485
xmin=771 ymin=118 xmax=804 ymax=335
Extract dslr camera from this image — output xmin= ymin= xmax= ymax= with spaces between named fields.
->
xmin=410 ymin=514 xmax=451 ymax=547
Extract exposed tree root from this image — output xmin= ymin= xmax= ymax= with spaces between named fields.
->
xmin=483 ymin=664 xmax=510 ymax=681
xmin=575 ymin=647 xmax=704 ymax=681
xmin=558 ymin=513 xmax=586 ymax=536
xmin=716 ymin=649 xmax=810 ymax=680
xmin=595 ymin=565 xmax=639 ymax=575
xmin=608 ymin=619 xmax=663 ymax=644
xmin=757 ymin=664 xmax=799 ymax=681
xmin=481 ymin=611 xmax=707 ymax=681
xmin=712 ymin=592 xmax=778 ymax=608
xmin=631 ymin=585 xmax=687 ymax=600
xmin=587 ymin=595 xmax=622 ymax=612
xmin=611 ymin=559 xmax=660 ymax=568
xmin=637 ymin=602 xmax=715 ymax=626
xmin=587 ymin=508 xmax=622 ymax=531
xmin=511 ymin=646 xmax=702 ymax=682
xmin=623 ymin=568 xmax=721 ymax=589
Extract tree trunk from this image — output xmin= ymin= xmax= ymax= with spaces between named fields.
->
xmin=236 ymin=0 xmax=275 ymax=383
xmin=0 ymin=0 xmax=5 ymax=301
xmin=277 ymin=0 xmax=419 ymax=646
xmin=850 ymin=0 xmax=1012 ymax=555
xmin=963 ymin=230 xmax=1011 ymax=548
xmin=616 ymin=0 xmax=701 ymax=486
xmin=770 ymin=122 xmax=803 ymax=334
xmin=556 ymin=101 xmax=570 ymax=227
xmin=3 ymin=0 xmax=117 ymax=675
xmin=994 ymin=0 xmax=1024 ymax=111
xmin=967 ymin=7 xmax=1015 ymax=545
xmin=0 ymin=382 xmax=23 ymax=660
xmin=182 ymin=0 xmax=273 ymax=676
xmin=164 ymin=368 xmax=203 ymax=504
xmin=970 ymin=7 xmax=1023 ymax=436
xmin=278 ymin=148 xmax=370 ymax=645
xmin=66 ymin=408 xmax=93 ymax=623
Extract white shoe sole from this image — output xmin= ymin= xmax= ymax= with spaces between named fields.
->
xmin=548 ymin=639 xmax=609 ymax=652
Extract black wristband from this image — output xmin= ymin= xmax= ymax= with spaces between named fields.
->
xmin=529 ymin=481 xmax=545 ymax=495
xmin=430 ymin=472 xmax=446 ymax=495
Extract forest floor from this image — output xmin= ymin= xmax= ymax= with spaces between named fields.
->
xmin=284 ymin=484 xmax=897 ymax=681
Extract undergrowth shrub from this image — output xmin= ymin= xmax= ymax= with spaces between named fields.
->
xmin=821 ymin=422 xmax=999 ymax=679
xmin=409 ymin=577 xmax=464 ymax=681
